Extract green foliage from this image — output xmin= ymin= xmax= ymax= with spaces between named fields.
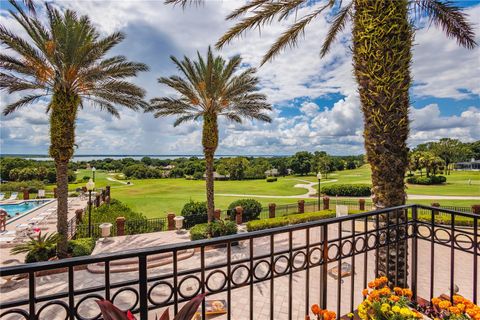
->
xmin=406 ymin=175 xmax=446 ymax=185
xmin=246 ymin=210 xmax=335 ymax=231
xmin=123 ymin=164 xmax=163 ymax=179
xmin=289 ymin=151 xmax=313 ymax=175
xmin=0 ymin=180 xmax=45 ymax=193
xmin=189 ymin=220 xmax=237 ymax=241
xmin=11 ymin=232 xmax=59 ymax=263
xmin=68 ymin=238 xmax=95 ymax=257
xmin=181 ymin=200 xmax=208 ymax=226
xmin=322 ymin=184 xmax=371 ymax=197
xmin=266 ymin=176 xmax=277 ymax=182
xmin=227 ymin=198 xmax=262 ymax=221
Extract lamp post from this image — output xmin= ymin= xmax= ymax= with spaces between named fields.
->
xmin=317 ymin=172 xmax=322 ymax=211
xmin=92 ymin=167 xmax=96 ymax=182
xmin=86 ymin=179 xmax=95 ymax=238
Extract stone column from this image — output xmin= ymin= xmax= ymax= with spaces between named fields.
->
xmin=95 ymin=194 xmax=101 ymax=207
xmin=269 ymin=203 xmax=276 ymax=218
xmin=214 ymin=209 xmax=221 ymax=220
xmin=431 ymin=202 xmax=440 ymax=216
xmin=23 ymin=188 xmax=29 ymax=200
xmin=75 ymin=209 xmax=84 ymax=224
xmin=167 ymin=213 xmax=176 ymax=231
xmin=106 ymin=185 xmax=111 ymax=198
xmin=359 ymin=199 xmax=366 ymax=211
xmin=322 ymin=196 xmax=330 ymax=210
xmin=298 ymin=200 xmax=305 ymax=214
xmin=472 ymin=205 xmax=480 ymax=215
xmin=235 ymin=206 xmax=244 ymax=225
xmin=116 ymin=217 xmax=125 ymax=236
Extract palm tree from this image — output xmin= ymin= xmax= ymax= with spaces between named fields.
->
xmin=0 ymin=1 xmax=148 ymax=257
xmin=146 ymin=47 xmax=271 ymax=222
xmin=166 ymin=0 xmax=476 ymax=285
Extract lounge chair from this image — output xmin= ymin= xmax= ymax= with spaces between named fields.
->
xmin=37 ymin=190 xmax=46 ymax=199
xmin=8 ymin=192 xmax=18 ymax=201
xmin=0 ymin=193 xmax=4 ymax=201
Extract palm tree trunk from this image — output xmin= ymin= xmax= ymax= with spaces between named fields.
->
xmin=353 ymin=0 xmax=412 ymax=286
xmin=49 ymin=91 xmax=79 ymax=258
xmin=202 ymin=113 xmax=218 ymax=223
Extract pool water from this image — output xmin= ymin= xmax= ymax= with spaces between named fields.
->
xmin=0 ymin=200 xmax=51 ymax=217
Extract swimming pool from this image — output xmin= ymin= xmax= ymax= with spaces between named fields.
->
xmin=0 ymin=200 xmax=53 ymax=222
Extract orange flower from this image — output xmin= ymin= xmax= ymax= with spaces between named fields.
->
xmin=368 ymin=281 xmax=376 ymax=289
xmin=324 ymin=311 xmax=336 ymax=320
xmin=402 ymin=289 xmax=413 ymax=298
xmin=394 ymin=287 xmax=403 ymax=295
xmin=311 ymin=304 xmax=321 ymax=315
xmin=466 ymin=308 xmax=477 ymax=317
xmin=438 ymin=300 xmax=452 ymax=309
xmin=362 ymin=289 xmax=369 ymax=297
xmin=389 ymin=295 xmax=400 ymax=302
xmin=431 ymin=297 xmax=441 ymax=305
xmin=379 ymin=287 xmax=391 ymax=296
xmin=456 ymin=303 xmax=466 ymax=312
xmin=453 ymin=295 xmax=464 ymax=304
xmin=368 ymin=290 xmax=380 ymax=301
xmin=449 ymin=306 xmax=461 ymax=315
xmin=378 ymin=277 xmax=388 ymax=285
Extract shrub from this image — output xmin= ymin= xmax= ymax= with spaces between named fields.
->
xmin=68 ymin=238 xmax=95 ymax=257
xmin=181 ymin=200 xmax=208 ymax=227
xmin=193 ymin=171 xmax=204 ymax=180
xmin=227 ymin=199 xmax=262 ymax=222
xmin=406 ymin=175 xmax=446 ymax=185
xmin=266 ymin=177 xmax=277 ymax=182
xmin=190 ymin=220 xmax=238 ymax=241
xmin=322 ymin=184 xmax=371 ymax=197
xmin=246 ymin=210 xmax=335 ymax=231
xmin=11 ymin=232 xmax=59 ymax=263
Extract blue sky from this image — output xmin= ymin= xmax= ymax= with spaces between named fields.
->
xmin=0 ymin=0 xmax=479 ymax=156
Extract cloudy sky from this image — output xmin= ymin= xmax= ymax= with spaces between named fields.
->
xmin=0 ymin=0 xmax=479 ymax=156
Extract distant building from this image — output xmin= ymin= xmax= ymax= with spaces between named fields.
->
xmin=265 ymin=168 xmax=279 ymax=176
xmin=202 ymin=172 xmax=230 ymax=180
xmin=455 ymin=158 xmax=480 ymax=171
xmin=162 ymin=164 xmax=175 ymax=170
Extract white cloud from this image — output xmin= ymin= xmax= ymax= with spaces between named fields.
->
xmin=0 ymin=1 xmax=478 ymax=156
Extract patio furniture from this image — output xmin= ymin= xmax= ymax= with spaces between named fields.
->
xmin=8 ymin=192 xmax=18 ymax=201
xmin=37 ymin=189 xmax=46 ymax=199
xmin=15 ymin=224 xmax=31 ymax=238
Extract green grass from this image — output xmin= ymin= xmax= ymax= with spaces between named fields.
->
xmin=49 ymin=167 xmax=479 ymax=218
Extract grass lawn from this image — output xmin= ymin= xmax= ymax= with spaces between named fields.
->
xmin=53 ymin=167 xmax=479 ymax=218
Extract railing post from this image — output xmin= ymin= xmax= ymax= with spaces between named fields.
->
xmin=411 ymin=206 xmax=418 ymax=302
xmin=167 ymin=213 xmax=176 ymax=231
xmin=235 ymin=206 xmax=243 ymax=224
xmin=322 ymin=196 xmax=329 ymax=210
xmin=359 ymin=199 xmax=365 ymax=211
xmin=106 ymin=185 xmax=111 ymax=198
xmin=214 ymin=209 xmax=221 ymax=220
xmin=269 ymin=203 xmax=276 ymax=218
xmin=298 ymin=200 xmax=305 ymax=214
xmin=139 ymin=255 xmax=148 ymax=320
xmin=319 ymin=224 xmax=328 ymax=310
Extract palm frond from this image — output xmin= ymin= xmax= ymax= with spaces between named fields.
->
xmin=164 ymin=0 xmax=203 ymax=9
xmin=216 ymin=0 xmax=306 ymax=49
xmin=320 ymin=1 xmax=353 ymax=57
xmin=2 ymin=94 xmax=46 ymax=115
xmin=173 ymin=114 xmax=198 ymax=127
xmin=261 ymin=2 xmax=335 ymax=64
xmin=412 ymin=0 xmax=477 ymax=49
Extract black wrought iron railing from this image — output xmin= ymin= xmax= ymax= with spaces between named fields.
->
xmin=75 ymin=217 xmax=167 ymax=239
xmin=1 ymin=205 xmax=477 ymax=320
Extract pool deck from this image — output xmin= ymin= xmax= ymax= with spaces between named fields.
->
xmin=0 ymin=197 xmax=88 ymax=265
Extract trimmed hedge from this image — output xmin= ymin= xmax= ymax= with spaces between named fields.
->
xmin=68 ymin=238 xmax=95 ymax=257
xmin=181 ymin=200 xmax=208 ymax=226
xmin=246 ymin=210 xmax=335 ymax=231
xmin=406 ymin=175 xmax=446 ymax=185
xmin=321 ymin=184 xmax=371 ymax=197
xmin=190 ymin=220 xmax=238 ymax=241
xmin=228 ymin=199 xmax=262 ymax=222
xmin=266 ymin=177 xmax=277 ymax=182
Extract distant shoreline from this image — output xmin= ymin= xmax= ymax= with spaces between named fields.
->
xmin=0 ymin=154 xmax=289 ymax=162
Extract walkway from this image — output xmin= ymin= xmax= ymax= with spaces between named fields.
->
xmin=0 ymin=224 xmax=476 ymax=320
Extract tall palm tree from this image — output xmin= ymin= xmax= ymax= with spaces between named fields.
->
xmin=146 ymin=47 xmax=271 ymax=222
xmin=167 ymin=0 xmax=476 ymax=285
xmin=0 ymin=1 xmax=148 ymax=257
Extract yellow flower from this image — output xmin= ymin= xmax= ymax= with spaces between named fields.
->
xmin=449 ymin=306 xmax=461 ymax=315
xmin=380 ymin=303 xmax=390 ymax=313
xmin=400 ymin=307 xmax=412 ymax=317
xmin=431 ymin=297 xmax=441 ymax=305
xmin=438 ymin=300 xmax=452 ymax=309
xmin=392 ymin=306 xmax=401 ymax=313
